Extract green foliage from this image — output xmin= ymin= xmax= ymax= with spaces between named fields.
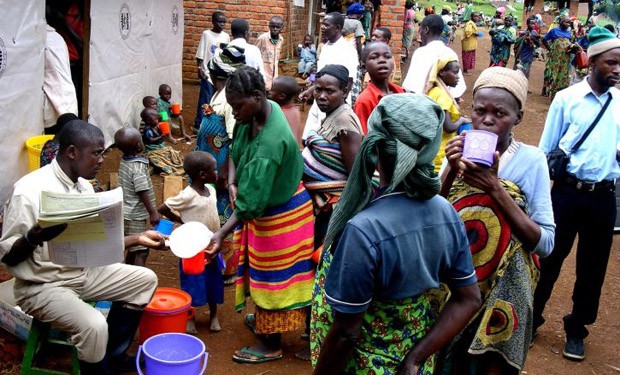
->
xmin=595 ymin=0 xmax=620 ymax=24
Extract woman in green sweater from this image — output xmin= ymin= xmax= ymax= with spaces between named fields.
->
xmin=207 ymin=66 xmax=315 ymax=364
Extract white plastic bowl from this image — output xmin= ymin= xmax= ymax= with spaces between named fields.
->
xmin=168 ymin=222 xmax=213 ymax=259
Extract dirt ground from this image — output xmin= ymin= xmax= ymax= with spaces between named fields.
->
xmin=1 ymin=31 xmax=620 ymax=374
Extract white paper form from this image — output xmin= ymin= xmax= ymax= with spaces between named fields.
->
xmin=38 ymin=188 xmax=125 ymax=267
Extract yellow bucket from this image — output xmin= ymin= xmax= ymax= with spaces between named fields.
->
xmin=25 ymin=135 xmax=54 ymax=172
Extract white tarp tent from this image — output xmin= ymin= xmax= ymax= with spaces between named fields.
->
xmin=89 ymin=0 xmax=183 ymax=146
xmin=0 ymin=0 xmax=183 ymax=206
xmin=0 ymin=1 xmax=46 ymax=206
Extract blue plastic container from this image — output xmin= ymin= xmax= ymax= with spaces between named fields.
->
xmin=155 ymin=219 xmax=174 ymax=235
xmin=137 ymin=333 xmax=207 ymax=375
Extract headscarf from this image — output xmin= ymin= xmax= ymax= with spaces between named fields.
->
xmin=424 ymin=54 xmax=458 ymax=98
xmin=427 ymin=54 xmax=458 ymax=86
xmin=323 ymin=94 xmax=445 ymax=251
xmin=425 ymin=6 xmax=435 ymax=15
xmin=315 ymin=64 xmax=350 ymax=89
xmin=473 ymin=67 xmax=529 ymax=109
xmin=346 ymin=2 xmax=365 ymax=15
xmin=207 ymin=45 xmax=246 ymax=80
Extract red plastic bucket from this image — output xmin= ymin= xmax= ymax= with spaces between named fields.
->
xmin=139 ymin=287 xmax=193 ymax=343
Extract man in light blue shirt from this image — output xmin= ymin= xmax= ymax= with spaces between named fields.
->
xmin=534 ymin=26 xmax=620 ymax=362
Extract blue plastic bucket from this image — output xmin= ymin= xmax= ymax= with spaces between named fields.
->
xmin=137 ymin=333 xmax=207 ymax=375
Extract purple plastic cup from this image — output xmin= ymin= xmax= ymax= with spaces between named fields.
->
xmin=462 ymin=130 xmax=498 ymax=167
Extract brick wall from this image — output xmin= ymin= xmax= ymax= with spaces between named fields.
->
xmin=377 ymin=0 xmax=405 ymax=67
xmin=183 ymin=0 xmax=309 ymax=82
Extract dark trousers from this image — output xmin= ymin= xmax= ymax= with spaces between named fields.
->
xmin=194 ymin=78 xmax=214 ymax=129
xmin=533 ymin=181 xmax=616 ymax=339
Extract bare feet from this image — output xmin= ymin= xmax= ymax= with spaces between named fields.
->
xmin=294 ymin=347 xmax=311 ymax=361
xmin=186 ymin=318 xmax=198 ymax=335
xmin=210 ymin=316 xmax=221 ymax=332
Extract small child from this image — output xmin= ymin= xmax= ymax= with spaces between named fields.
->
xmin=143 ymin=95 xmax=158 ymax=111
xmin=354 ymin=42 xmax=405 ymax=134
xmin=158 ymin=151 xmax=223 ymax=333
xmin=306 ymin=65 xmax=317 ymax=84
xmin=269 ymin=76 xmax=302 ymax=147
xmin=297 ymin=35 xmax=317 ymax=79
xmin=141 ymin=107 xmax=186 ymax=176
xmin=425 ymin=57 xmax=471 ymax=173
xmin=141 ymin=108 xmax=166 ymax=151
xmin=158 ymin=84 xmax=191 ymax=143
xmin=115 ymin=127 xmax=159 ymax=267
xmin=140 ymin=96 xmax=158 ymax=134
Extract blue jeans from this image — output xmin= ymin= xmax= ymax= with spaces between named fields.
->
xmin=194 ymin=78 xmax=214 ymax=129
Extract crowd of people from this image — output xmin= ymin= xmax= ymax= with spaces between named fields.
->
xmin=1 ymin=2 xmax=619 ymax=375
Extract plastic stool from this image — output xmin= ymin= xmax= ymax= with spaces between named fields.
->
xmin=20 ymin=319 xmax=80 ymax=375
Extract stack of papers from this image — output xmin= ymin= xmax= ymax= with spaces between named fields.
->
xmin=38 ymin=188 xmax=124 ymax=267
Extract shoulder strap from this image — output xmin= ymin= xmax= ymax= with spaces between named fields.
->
xmin=570 ymin=93 xmax=612 ymax=153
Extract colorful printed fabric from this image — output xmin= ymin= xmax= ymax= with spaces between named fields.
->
xmin=234 ymin=183 xmax=315 ymax=313
xmin=302 ymin=131 xmax=348 ymax=211
xmin=310 ymin=249 xmax=437 ymax=374
xmin=544 ymin=37 xmax=573 ymax=99
xmin=403 ymin=28 xmax=414 ymax=49
xmin=439 ymin=179 xmax=540 ymax=371
xmin=196 ymin=110 xmax=231 ymax=173
xmin=144 ymin=146 xmax=185 ymax=176
xmin=254 ymin=305 xmax=307 ymax=334
xmin=196 ymin=109 xmax=233 ymax=222
xmin=39 ymin=140 xmax=59 ymax=167
xmin=440 ymin=24 xmax=452 ymax=45
xmin=489 ymin=28 xmax=515 ymax=67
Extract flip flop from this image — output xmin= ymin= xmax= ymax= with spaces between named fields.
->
xmin=232 ymin=346 xmax=283 ymax=364
xmin=244 ymin=313 xmax=258 ymax=336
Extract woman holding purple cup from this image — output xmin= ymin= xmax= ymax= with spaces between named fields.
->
xmin=438 ymin=67 xmax=555 ymax=374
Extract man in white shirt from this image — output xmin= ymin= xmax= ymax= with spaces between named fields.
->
xmin=0 ymin=120 xmax=160 ymax=374
xmin=43 ymin=24 xmax=78 ymax=129
xmin=302 ymin=12 xmax=359 ymax=139
xmin=401 ymin=14 xmax=466 ymax=98
xmin=229 ymin=18 xmax=266 ymax=81
xmin=194 ymin=11 xmax=230 ymax=129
